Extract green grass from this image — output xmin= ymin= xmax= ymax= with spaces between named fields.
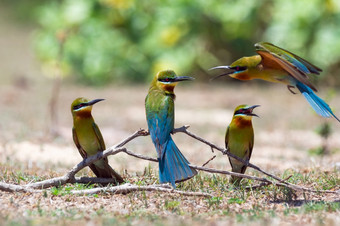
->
xmin=50 ymin=183 xmax=96 ymax=196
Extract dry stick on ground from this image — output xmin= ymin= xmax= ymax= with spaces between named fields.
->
xmin=243 ymin=175 xmax=293 ymax=190
xmin=0 ymin=180 xmax=211 ymax=197
xmin=71 ymin=183 xmax=211 ymax=197
xmin=0 ymin=182 xmax=41 ymax=193
xmin=0 ymin=128 xmax=338 ymax=195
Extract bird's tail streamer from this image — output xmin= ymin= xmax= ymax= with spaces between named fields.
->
xmin=296 ymin=81 xmax=340 ymax=122
xmin=159 ymin=137 xmax=197 ymax=188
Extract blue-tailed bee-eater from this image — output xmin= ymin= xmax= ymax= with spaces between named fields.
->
xmin=145 ymin=70 xmax=197 ymax=188
xmin=71 ymin=97 xmax=124 ymax=184
xmin=226 ymin=104 xmax=259 ymax=185
xmin=211 ymin=42 xmax=340 ymax=122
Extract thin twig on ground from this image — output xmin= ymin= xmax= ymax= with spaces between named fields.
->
xmin=71 ymin=183 xmax=212 ymax=197
xmin=244 ymin=175 xmax=294 ymax=190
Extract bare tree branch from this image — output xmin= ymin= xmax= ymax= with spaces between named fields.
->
xmin=172 ymin=126 xmax=293 ymax=185
xmin=192 ymin=166 xmax=339 ymax=194
xmin=0 ymin=182 xmax=41 ymax=193
xmin=24 ymin=147 xmax=127 ymax=189
xmin=0 ymin=127 xmax=338 ymax=196
xmin=117 ymin=146 xmax=339 ymax=194
xmin=24 ymin=130 xmax=151 ymax=189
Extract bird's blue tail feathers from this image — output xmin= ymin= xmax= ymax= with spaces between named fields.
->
xmin=296 ymin=81 xmax=340 ymax=122
xmin=159 ymin=137 xmax=197 ymax=188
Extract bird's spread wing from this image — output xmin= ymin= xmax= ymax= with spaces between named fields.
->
xmin=256 ymin=42 xmax=322 ymax=74
xmin=92 ymin=122 xmax=106 ymax=151
xmin=255 ymin=42 xmax=319 ymax=92
xmin=72 ymin=127 xmax=87 ymax=159
xmin=146 ymin=96 xmax=174 ymax=160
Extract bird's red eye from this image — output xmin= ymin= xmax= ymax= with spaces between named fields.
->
xmin=165 ymin=78 xmax=169 ymax=82
xmin=236 ymin=67 xmax=239 ymax=71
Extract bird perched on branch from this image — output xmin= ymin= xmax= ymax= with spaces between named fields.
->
xmin=145 ymin=70 xmax=197 ymax=188
xmin=225 ymin=104 xmax=259 ymax=185
xmin=71 ymin=97 xmax=124 ymax=185
xmin=211 ymin=42 xmax=340 ymax=122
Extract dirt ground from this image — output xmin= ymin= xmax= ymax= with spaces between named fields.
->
xmin=0 ymin=7 xmax=339 ymax=225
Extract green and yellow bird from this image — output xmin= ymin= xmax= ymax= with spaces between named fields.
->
xmin=71 ymin=97 xmax=124 ymax=184
xmin=225 ymin=104 xmax=259 ymax=185
xmin=145 ymin=70 xmax=197 ymax=188
xmin=211 ymin=42 xmax=340 ymax=122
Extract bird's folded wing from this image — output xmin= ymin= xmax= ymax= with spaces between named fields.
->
xmin=92 ymin=122 xmax=106 ymax=151
xmin=72 ymin=127 xmax=87 ymax=158
xmin=224 ymin=126 xmax=230 ymax=151
xmin=147 ymin=98 xmax=174 ymax=160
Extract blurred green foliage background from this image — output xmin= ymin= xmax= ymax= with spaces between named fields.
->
xmin=3 ymin=0 xmax=340 ymax=85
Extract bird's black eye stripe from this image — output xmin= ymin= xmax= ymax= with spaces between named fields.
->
xmin=73 ymin=104 xmax=84 ymax=110
xmin=158 ymin=78 xmax=174 ymax=82
xmin=234 ymin=109 xmax=247 ymax=115
xmin=230 ymin=66 xmax=247 ymax=71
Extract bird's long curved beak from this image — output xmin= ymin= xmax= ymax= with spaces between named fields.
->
xmin=173 ymin=76 xmax=195 ymax=82
xmin=247 ymin=105 xmax=260 ymax=117
xmin=87 ymin=99 xmax=105 ymax=106
xmin=209 ymin=66 xmax=231 ymax=70
xmin=209 ymin=65 xmax=234 ymax=81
